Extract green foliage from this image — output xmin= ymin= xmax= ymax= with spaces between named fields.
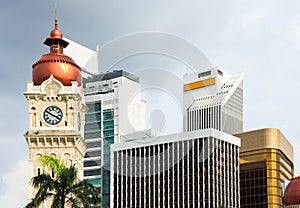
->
xmin=25 ymin=155 xmax=101 ymax=208
xmin=40 ymin=155 xmax=65 ymax=176
xmin=219 ymin=204 xmax=226 ymax=208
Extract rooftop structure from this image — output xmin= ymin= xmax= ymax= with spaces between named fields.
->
xmin=183 ymin=68 xmax=243 ymax=134
xmin=32 ymin=17 xmax=82 ymax=86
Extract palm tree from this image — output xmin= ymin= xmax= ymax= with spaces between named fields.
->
xmin=25 ymin=155 xmax=101 ymax=208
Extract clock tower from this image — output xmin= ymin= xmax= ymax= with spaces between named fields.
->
xmin=24 ymin=17 xmax=87 ymax=205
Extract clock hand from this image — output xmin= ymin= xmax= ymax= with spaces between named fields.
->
xmin=46 ymin=110 xmax=61 ymax=120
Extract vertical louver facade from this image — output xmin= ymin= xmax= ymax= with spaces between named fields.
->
xmin=112 ymin=129 xmax=240 ymax=208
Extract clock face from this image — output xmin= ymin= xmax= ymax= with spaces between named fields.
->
xmin=43 ymin=105 xmax=63 ymax=125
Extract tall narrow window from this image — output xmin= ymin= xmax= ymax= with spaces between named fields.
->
xmin=37 ymin=168 xmax=41 ymax=176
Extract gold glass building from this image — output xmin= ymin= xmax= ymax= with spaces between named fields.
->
xmin=234 ymin=128 xmax=294 ymax=208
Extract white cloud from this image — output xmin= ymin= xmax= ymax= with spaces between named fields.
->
xmin=284 ymin=23 xmax=300 ymax=50
xmin=238 ymin=8 xmax=270 ymax=36
xmin=0 ymin=160 xmax=29 ymax=207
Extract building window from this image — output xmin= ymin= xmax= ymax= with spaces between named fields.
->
xmin=217 ymin=70 xmax=223 ymax=76
xmin=198 ymin=71 xmax=211 ymax=78
xmin=37 ymin=168 xmax=41 ymax=176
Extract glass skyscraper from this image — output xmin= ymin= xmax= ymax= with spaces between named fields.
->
xmin=83 ymin=102 xmax=114 ymax=205
xmin=83 ymin=70 xmax=146 ymax=208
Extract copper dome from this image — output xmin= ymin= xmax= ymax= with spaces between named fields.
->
xmin=32 ymin=17 xmax=82 ymax=86
xmin=50 ymin=28 xmax=62 ymax=39
xmin=284 ymin=176 xmax=300 ymax=206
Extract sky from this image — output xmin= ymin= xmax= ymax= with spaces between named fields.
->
xmin=1 ymin=0 xmax=300 ymax=206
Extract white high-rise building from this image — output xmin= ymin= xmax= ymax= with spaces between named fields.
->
xmin=183 ymin=68 xmax=243 ymax=134
xmin=110 ymin=67 xmax=244 ymax=208
xmin=111 ymin=128 xmax=240 ymax=208
xmin=83 ymin=70 xmax=146 ymax=208
xmin=64 ymin=39 xmax=146 ymax=207
xmin=64 ymin=38 xmax=146 ymax=207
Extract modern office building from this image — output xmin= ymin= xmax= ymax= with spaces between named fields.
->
xmin=83 ymin=70 xmax=146 ymax=208
xmin=183 ymin=68 xmax=243 ymax=134
xmin=234 ymin=128 xmax=294 ymax=208
xmin=111 ymin=128 xmax=240 ymax=208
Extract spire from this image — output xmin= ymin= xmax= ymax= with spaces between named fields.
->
xmin=54 ymin=11 xmax=58 ymax=29
xmin=50 ymin=12 xmax=62 ymax=39
xmin=43 ymin=14 xmax=69 ymax=54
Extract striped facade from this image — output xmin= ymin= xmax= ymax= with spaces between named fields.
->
xmin=111 ymin=129 xmax=240 ymax=208
xmin=184 ymin=68 xmax=243 ymax=134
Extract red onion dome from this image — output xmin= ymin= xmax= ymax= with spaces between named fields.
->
xmin=284 ymin=176 xmax=300 ymax=206
xmin=32 ymin=17 xmax=81 ymax=86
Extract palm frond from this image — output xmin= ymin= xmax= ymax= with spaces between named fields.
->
xmin=26 ymin=155 xmax=102 ymax=208
xmin=51 ymin=196 xmax=64 ymax=208
xmin=66 ymin=196 xmax=82 ymax=208
xmin=40 ymin=155 xmax=65 ymax=176
xmin=30 ymin=173 xmax=54 ymax=189
xmin=25 ymin=192 xmax=53 ymax=208
xmin=74 ymin=180 xmax=101 ymax=207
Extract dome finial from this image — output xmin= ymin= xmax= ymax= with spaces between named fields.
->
xmin=44 ymin=10 xmax=68 ymax=53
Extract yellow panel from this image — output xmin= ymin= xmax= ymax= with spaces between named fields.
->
xmin=184 ymin=77 xmax=216 ymax=91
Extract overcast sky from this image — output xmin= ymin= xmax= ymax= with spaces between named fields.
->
xmin=1 ymin=0 xmax=300 ymax=206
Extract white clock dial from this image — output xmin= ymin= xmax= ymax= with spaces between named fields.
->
xmin=43 ymin=105 xmax=63 ymax=125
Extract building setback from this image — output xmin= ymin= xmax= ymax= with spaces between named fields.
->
xmin=183 ymin=68 xmax=243 ymax=134
xmin=111 ymin=129 xmax=240 ymax=208
xmin=235 ymin=128 xmax=294 ymax=208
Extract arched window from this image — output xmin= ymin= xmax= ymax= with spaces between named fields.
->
xmin=63 ymin=153 xmax=71 ymax=167
xmin=37 ymin=168 xmax=41 ymax=176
